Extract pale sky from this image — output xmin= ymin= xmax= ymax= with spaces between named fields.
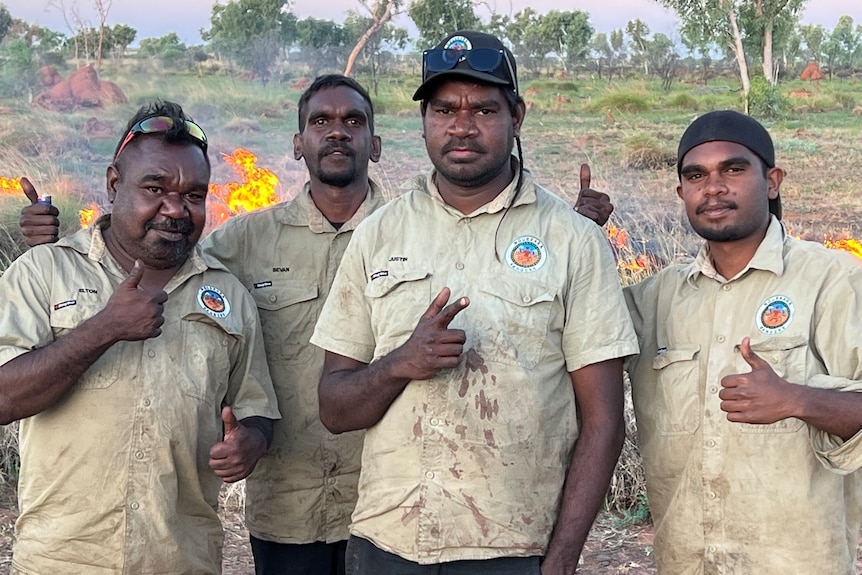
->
xmin=4 ymin=0 xmax=859 ymax=47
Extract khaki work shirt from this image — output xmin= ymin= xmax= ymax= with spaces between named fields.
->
xmin=625 ymin=217 xmax=862 ymax=574
xmin=0 ymin=217 xmax=279 ymax=575
xmin=201 ymin=181 xmax=387 ymax=544
xmin=311 ymin=168 xmax=638 ymax=564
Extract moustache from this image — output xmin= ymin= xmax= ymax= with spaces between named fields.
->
xmin=319 ymin=143 xmax=354 ymax=159
xmin=146 ymin=218 xmax=195 ymax=234
xmin=696 ymin=201 xmax=738 ymax=215
xmin=442 ymin=140 xmax=485 ymax=154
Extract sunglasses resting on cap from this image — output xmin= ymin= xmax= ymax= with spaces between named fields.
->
xmin=114 ymin=115 xmax=208 ymax=162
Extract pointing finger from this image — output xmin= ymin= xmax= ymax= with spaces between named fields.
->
xmin=21 ymin=177 xmax=39 ymax=205
xmin=422 ymin=287 xmax=452 ymax=320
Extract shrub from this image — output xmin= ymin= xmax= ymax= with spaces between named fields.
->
xmin=747 ymin=76 xmax=787 ymax=119
xmin=587 ymin=91 xmax=650 ymax=113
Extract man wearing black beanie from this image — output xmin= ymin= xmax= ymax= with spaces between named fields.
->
xmin=625 ymin=110 xmax=862 ymax=573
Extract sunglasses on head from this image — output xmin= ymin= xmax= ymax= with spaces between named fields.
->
xmin=114 ymin=115 xmax=208 ymax=162
xmin=422 ymin=48 xmax=519 ymax=95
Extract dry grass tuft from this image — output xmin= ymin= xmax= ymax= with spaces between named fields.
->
xmin=224 ymin=117 xmax=262 ymax=134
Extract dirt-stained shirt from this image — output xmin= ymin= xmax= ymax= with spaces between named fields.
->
xmin=625 ymin=217 xmax=862 ymax=574
xmin=201 ymin=181 xmax=387 ymax=544
xmin=310 ymin=168 xmax=638 ymax=564
xmin=0 ymin=217 xmax=279 ymax=575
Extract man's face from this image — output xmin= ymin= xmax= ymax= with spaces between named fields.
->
xmin=294 ymin=85 xmax=381 ymax=188
xmin=421 ymin=80 xmax=523 ymax=192
xmin=106 ymin=136 xmax=210 ymax=269
xmin=677 ymin=140 xmax=781 ymax=243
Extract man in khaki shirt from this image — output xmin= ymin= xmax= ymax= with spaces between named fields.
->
xmin=200 ymin=75 xmax=385 ymax=575
xmin=311 ymin=30 xmax=638 ymax=575
xmin=625 ymin=110 xmax=862 ymax=574
xmin=1 ymin=101 xmax=279 ymax=574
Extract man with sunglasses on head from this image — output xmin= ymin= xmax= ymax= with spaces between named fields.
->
xmin=0 ymin=100 xmax=279 ymax=575
xmin=311 ymin=30 xmax=638 ymax=575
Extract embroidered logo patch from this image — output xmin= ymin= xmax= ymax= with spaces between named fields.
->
xmin=506 ymin=236 xmax=547 ymax=273
xmin=756 ymin=295 xmax=793 ymax=335
xmin=444 ymin=35 xmax=472 ymax=51
xmin=370 ymin=270 xmax=389 ymax=281
xmin=198 ymin=285 xmax=230 ymax=319
xmin=54 ymin=299 xmax=77 ymax=311
xmin=253 ymin=281 xmax=272 ymax=289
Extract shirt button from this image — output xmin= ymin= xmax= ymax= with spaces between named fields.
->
xmin=430 ymin=418 xmax=440 ymax=426
xmin=455 ymin=262 xmax=465 ymax=270
xmin=522 ymin=295 xmax=532 ymax=304
xmin=269 ymin=294 xmax=277 ymax=303
xmin=130 ymin=502 xmax=140 ymax=510
xmin=708 ymin=491 xmax=717 ymax=499
xmin=143 ymin=399 xmax=151 ymax=407
xmin=706 ymin=440 xmax=716 ymax=447
xmin=424 ymin=471 xmax=435 ymax=480
xmin=327 ymin=477 xmax=336 ymax=486
xmin=135 ymin=451 xmax=144 ymax=459
xmin=708 ymin=545 xmax=717 ymax=553
xmin=722 ymin=285 xmax=731 ymax=291
xmin=147 ymin=350 xmax=155 ymax=358
xmin=709 ymin=386 xmax=718 ymax=394
xmin=717 ymin=335 xmax=725 ymax=343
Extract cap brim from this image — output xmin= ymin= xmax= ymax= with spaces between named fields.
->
xmin=412 ymin=69 xmax=510 ymax=101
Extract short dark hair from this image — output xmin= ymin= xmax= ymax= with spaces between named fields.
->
xmin=112 ymin=100 xmax=210 ymax=169
xmin=297 ymin=74 xmax=376 ymax=134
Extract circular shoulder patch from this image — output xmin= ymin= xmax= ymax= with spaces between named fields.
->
xmin=756 ymin=295 xmax=793 ymax=335
xmin=444 ymin=35 xmax=472 ymax=51
xmin=198 ymin=285 xmax=231 ymax=319
xmin=506 ymin=236 xmax=547 ymax=273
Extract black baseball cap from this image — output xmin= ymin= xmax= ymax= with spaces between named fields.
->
xmin=413 ymin=30 xmax=518 ymax=101
xmin=677 ymin=110 xmax=781 ymax=219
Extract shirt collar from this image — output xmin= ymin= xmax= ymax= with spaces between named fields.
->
xmin=686 ymin=215 xmax=786 ymax=287
xmin=280 ymin=179 xmax=386 ymax=233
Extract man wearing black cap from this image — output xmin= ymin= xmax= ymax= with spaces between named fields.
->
xmin=311 ymin=30 xmax=638 ymax=574
xmin=625 ymin=109 xmax=862 ymax=573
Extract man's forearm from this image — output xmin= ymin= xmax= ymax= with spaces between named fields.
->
xmin=794 ymin=385 xmax=862 ymax=441
xmin=318 ymin=350 xmax=412 ymax=434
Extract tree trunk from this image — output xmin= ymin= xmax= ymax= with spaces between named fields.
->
xmin=343 ymin=1 xmax=393 ymax=77
xmin=97 ymin=25 xmax=104 ymax=71
xmin=761 ymin=21 xmax=774 ymax=84
xmin=725 ymin=3 xmax=750 ymax=108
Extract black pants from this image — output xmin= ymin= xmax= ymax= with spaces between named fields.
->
xmin=250 ymin=535 xmax=347 ymax=575
xmin=345 ymin=536 xmax=542 ymax=575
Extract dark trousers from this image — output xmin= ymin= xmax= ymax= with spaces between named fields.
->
xmin=345 ymin=535 xmax=542 ymax=575
xmin=250 ymin=535 xmax=347 ymax=575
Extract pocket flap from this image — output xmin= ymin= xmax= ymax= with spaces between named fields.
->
xmin=478 ymin=276 xmax=556 ymax=307
xmin=365 ymin=270 xmax=431 ymax=298
xmin=251 ymin=281 xmax=319 ymax=311
xmin=653 ymin=346 xmax=700 ymax=370
xmin=748 ymin=335 xmax=808 ymax=353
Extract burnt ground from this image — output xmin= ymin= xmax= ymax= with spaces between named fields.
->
xmin=0 ymin=481 xmax=858 ymax=574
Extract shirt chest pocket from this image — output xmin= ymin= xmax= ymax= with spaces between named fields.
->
xmin=477 ymin=276 xmax=557 ymax=369
xmin=251 ymin=281 xmax=319 ymax=364
xmin=364 ymin=270 xmax=433 ymax=354
xmin=651 ymin=346 xmax=701 ymax=436
xmin=50 ymin=302 xmax=122 ymax=390
xmin=180 ymin=314 xmax=233 ymax=402
xmin=734 ymin=335 xmax=808 ymax=434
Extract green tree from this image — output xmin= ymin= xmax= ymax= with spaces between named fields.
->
xmin=110 ymin=24 xmax=136 ymax=59
xmin=139 ymin=32 xmax=186 ymax=64
xmin=824 ymin=16 xmax=861 ymax=74
xmin=800 ymin=24 xmax=824 ymax=64
xmin=343 ymin=9 xmax=407 ymax=94
xmin=343 ymin=0 xmax=403 ymax=78
xmin=0 ymin=38 xmax=37 ymax=98
xmin=626 ymin=19 xmax=651 ymax=75
xmin=0 ymin=4 xmax=12 ymax=43
xmin=507 ymin=8 xmax=551 ymax=77
xmin=538 ymin=10 xmax=593 ymax=74
xmin=205 ymin=0 xmax=295 ymax=83
xmin=408 ymin=0 xmax=480 ymax=49
xmin=295 ymin=17 xmax=348 ymax=76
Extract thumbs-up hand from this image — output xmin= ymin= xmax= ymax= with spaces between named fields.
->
xmin=19 ymin=177 xmax=60 ymax=247
xmin=102 ymin=260 xmax=168 ymax=342
xmin=209 ymin=406 xmax=268 ymax=483
xmin=573 ymin=163 xmax=613 ymax=226
xmin=719 ymin=337 xmax=799 ymax=424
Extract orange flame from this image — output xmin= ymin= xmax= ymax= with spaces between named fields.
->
xmin=824 ymin=237 xmax=862 ymax=260
xmin=79 ymin=204 xmax=99 ymax=229
xmin=607 ymin=225 xmax=651 ymax=274
xmin=208 ymin=148 xmax=279 ymax=227
xmin=0 ymin=176 xmax=23 ymax=195
xmin=607 ymin=225 xmax=629 ymax=251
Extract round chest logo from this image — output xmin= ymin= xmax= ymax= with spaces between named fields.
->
xmin=506 ymin=236 xmax=547 ymax=273
xmin=443 ymin=35 xmax=472 ymax=51
xmin=756 ymin=295 xmax=793 ymax=335
xmin=198 ymin=285 xmax=231 ymax=319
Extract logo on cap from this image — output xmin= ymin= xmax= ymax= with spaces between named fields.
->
xmin=506 ymin=236 xmax=547 ymax=273
xmin=444 ymin=35 xmax=472 ymax=51
xmin=198 ymin=285 xmax=231 ymax=319
xmin=756 ymin=295 xmax=793 ymax=335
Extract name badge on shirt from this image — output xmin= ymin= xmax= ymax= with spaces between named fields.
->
xmin=756 ymin=295 xmax=793 ymax=335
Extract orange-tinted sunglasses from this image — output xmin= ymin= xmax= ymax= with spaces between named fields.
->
xmin=113 ymin=115 xmax=208 ymax=162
